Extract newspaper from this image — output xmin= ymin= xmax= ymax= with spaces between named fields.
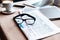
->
xmin=15 ymin=7 xmax=60 ymax=40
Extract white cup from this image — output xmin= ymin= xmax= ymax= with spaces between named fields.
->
xmin=2 ymin=1 xmax=13 ymax=12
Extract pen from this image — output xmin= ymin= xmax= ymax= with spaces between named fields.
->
xmin=13 ymin=5 xmax=25 ymax=8
xmin=50 ymin=18 xmax=60 ymax=21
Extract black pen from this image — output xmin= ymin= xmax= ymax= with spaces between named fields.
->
xmin=13 ymin=5 xmax=25 ymax=8
xmin=50 ymin=18 xmax=60 ymax=21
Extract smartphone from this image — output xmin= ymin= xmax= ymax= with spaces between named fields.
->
xmin=13 ymin=15 xmax=28 ymax=40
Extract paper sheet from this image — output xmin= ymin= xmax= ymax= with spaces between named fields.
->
xmin=15 ymin=7 xmax=60 ymax=40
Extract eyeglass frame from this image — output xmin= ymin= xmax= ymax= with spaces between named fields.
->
xmin=13 ymin=14 xmax=36 ymax=25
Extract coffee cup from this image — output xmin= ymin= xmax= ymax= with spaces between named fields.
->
xmin=2 ymin=1 xmax=13 ymax=12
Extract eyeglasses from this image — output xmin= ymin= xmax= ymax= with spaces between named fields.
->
xmin=15 ymin=14 xmax=36 ymax=25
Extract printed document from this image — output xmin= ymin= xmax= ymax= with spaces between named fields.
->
xmin=18 ymin=9 xmax=60 ymax=40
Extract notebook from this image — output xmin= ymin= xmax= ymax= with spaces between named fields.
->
xmin=39 ymin=6 xmax=60 ymax=20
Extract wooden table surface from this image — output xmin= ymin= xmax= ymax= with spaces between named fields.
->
xmin=0 ymin=1 xmax=60 ymax=40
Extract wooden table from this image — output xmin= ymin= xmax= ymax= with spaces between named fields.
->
xmin=0 ymin=1 xmax=60 ymax=40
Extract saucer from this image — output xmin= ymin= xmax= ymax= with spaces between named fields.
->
xmin=1 ymin=7 xmax=16 ymax=15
